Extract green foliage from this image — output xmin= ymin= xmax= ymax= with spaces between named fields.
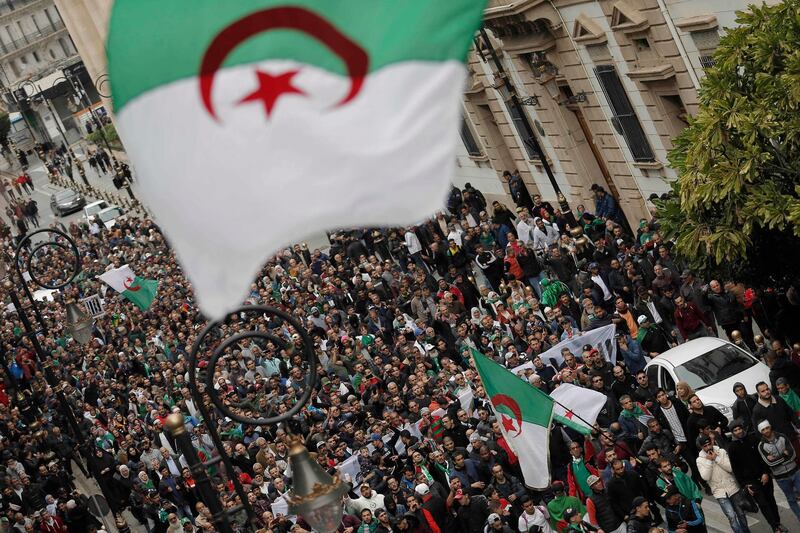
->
xmin=87 ymin=123 xmax=122 ymax=149
xmin=658 ymin=0 xmax=800 ymax=285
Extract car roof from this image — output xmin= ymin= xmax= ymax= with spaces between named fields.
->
xmin=648 ymin=337 xmax=732 ymax=368
xmin=85 ymin=200 xmax=106 ymax=208
xmin=97 ymin=205 xmax=122 ymax=214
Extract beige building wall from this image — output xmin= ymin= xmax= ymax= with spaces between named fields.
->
xmin=53 ymin=0 xmax=112 ymax=111
xmin=468 ymin=0 xmax=770 ymax=228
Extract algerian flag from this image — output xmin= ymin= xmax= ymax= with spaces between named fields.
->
xmin=107 ymin=0 xmax=486 ymax=319
xmin=470 ymin=348 xmax=553 ymax=489
xmin=550 ymin=383 xmax=606 ymax=435
xmin=99 ymin=265 xmax=159 ymax=310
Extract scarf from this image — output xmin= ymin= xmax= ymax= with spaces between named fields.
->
xmin=781 ymin=389 xmax=800 ymax=418
xmin=571 ymin=458 xmax=592 ymax=498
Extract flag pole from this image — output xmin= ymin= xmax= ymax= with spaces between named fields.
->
xmin=550 ymin=397 xmax=598 ymax=431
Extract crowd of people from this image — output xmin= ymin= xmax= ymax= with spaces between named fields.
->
xmin=0 ymin=174 xmax=799 ymax=533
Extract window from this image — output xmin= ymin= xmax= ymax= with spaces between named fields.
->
xmin=58 ymin=37 xmax=69 ymax=57
xmin=460 ymin=117 xmax=482 ymax=157
xmin=673 ymin=345 xmax=757 ymax=391
xmin=646 ymin=365 xmax=659 ymax=386
xmin=497 ymin=85 xmax=541 ymax=160
xmin=30 ymin=15 xmax=40 ymax=33
xmin=595 ymin=64 xmax=655 ymax=162
xmin=633 ymin=38 xmax=650 ymax=51
xmin=19 ymin=54 xmax=26 ymax=65
xmin=49 ymin=49 xmax=56 ymax=59
xmin=659 ymin=367 xmax=675 ymax=393
xmin=32 ymin=51 xmax=39 ymax=62
xmin=699 ymin=56 xmax=716 ymax=69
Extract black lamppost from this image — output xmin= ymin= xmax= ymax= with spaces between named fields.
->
xmin=0 ymin=228 xmax=91 ymax=448
xmin=167 ymin=305 xmax=349 ymax=533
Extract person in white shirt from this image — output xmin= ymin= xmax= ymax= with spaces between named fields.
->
xmin=518 ymin=496 xmax=552 ymax=532
xmin=531 ymin=217 xmax=560 ymax=252
xmin=404 ymin=227 xmax=428 ymax=272
xmin=346 ymin=483 xmax=386 ymax=515
xmin=516 ymin=211 xmax=535 ymax=247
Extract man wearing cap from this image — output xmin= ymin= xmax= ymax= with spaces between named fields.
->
xmin=728 ymin=419 xmax=784 ymax=532
xmin=486 ymin=512 xmax=515 ymax=533
xmin=454 ymin=488 xmax=491 ymax=533
xmin=662 ymin=486 xmax=706 ymax=533
xmin=415 ymin=482 xmax=450 ymax=532
xmin=758 ymin=419 xmax=800 ymax=523
xmin=635 ymin=314 xmax=672 ymax=356
xmin=346 ymin=482 xmax=386 ymax=515
xmin=626 ymin=497 xmax=654 ymax=533
xmin=584 ymin=475 xmax=625 ymax=533
xmin=696 ymin=435 xmax=750 ymax=533
xmin=546 ymin=481 xmax=584 ymax=532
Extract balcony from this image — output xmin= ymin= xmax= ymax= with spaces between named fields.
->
xmin=0 ymin=0 xmax=47 ymax=26
xmin=0 ymin=20 xmax=66 ymax=60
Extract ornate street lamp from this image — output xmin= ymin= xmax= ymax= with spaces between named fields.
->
xmin=65 ymin=301 xmax=94 ymax=345
xmin=287 ymin=439 xmax=350 ymax=533
xmin=167 ymin=305 xmax=347 ymax=533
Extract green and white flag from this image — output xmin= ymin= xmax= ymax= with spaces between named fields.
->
xmin=107 ymin=0 xmax=486 ymax=319
xmin=470 ymin=348 xmax=554 ymax=489
xmin=99 ymin=265 xmax=159 ymax=310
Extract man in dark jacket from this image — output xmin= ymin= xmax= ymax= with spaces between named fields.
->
xmin=636 ymin=316 xmax=673 ymax=356
xmin=731 ymin=383 xmax=758 ymax=434
xmin=751 ymin=381 xmax=799 ymax=439
xmin=704 ymin=280 xmax=744 ymax=340
xmin=454 ymin=489 xmax=491 ymax=533
xmin=728 ymin=420 xmax=784 ymax=532
xmin=686 ymin=395 xmax=729 ymax=453
xmin=765 ymin=350 xmax=800 ymax=391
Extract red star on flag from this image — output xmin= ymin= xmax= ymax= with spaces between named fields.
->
xmin=501 ymin=414 xmax=517 ymax=434
xmin=238 ymin=69 xmax=305 ymax=117
xmin=564 ymin=410 xmax=575 ymax=420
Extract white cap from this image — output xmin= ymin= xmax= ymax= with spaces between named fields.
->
xmin=637 ymin=315 xmax=648 ymax=325
xmin=415 ymin=483 xmax=430 ymax=496
xmin=757 ymin=420 xmax=771 ymax=432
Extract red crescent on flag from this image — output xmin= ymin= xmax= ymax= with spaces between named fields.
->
xmin=199 ymin=6 xmax=369 ymax=121
xmin=491 ymin=394 xmax=523 ymax=437
xmin=123 ymin=277 xmax=141 ymax=292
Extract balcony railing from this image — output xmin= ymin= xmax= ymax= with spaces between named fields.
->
xmin=0 ymin=0 xmax=47 ymax=26
xmin=0 ymin=19 xmax=65 ymax=57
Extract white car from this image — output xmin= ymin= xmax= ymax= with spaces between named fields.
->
xmin=83 ymin=200 xmax=109 ymax=221
xmin=644 ymin=337 xmax=770 ymax=420
xmin=96 ymin=205 xmax=126 ymax=229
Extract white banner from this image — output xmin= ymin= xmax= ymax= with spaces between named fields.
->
xmin=513 ymin=324 xmax=617 ymax=373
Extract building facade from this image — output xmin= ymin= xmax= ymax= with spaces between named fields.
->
xmin=452 ymin=0 xmax=780 ymax=226
xmin=0 ymin=0 xmax=82 ymax=146
xmin=53 ymin=0 xmax=777 ymax=225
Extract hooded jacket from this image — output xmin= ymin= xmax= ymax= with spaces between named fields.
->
xmin=697 ymin=446 xmax=741 ymax=498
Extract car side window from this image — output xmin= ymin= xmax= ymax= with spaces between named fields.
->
xmin=646 ymin=365 xmax=660 ymax=387
xmin=660 ymin=367 xmax=676 ymax=393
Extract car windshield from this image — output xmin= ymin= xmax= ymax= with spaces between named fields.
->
xmin=85 ymin=202 xmax=107 ymax=216
xmin=55 ymin=190 xmax=76 ymax=200
xmin=673 ymin=345 xmax=757 ymax=391
xmin=99 ymin=208 xmax=123 ymax=223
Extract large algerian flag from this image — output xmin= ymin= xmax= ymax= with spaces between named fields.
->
xmin=470 ymin=348 xmax=554 ymax=489
xmin=107 ymin=0 xmax=487 ymax=319
xmin=99 ymin=265 xmax=159 ymax=310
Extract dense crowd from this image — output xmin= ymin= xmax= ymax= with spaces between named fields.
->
xmin=1 ymin=175 xmax=800 ymax=533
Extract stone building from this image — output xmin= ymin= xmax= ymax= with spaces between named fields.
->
xmin=0 ymin=0 xmax=81 ymax=146
xmin=451 ymin=0 xmax=780 ymax=226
